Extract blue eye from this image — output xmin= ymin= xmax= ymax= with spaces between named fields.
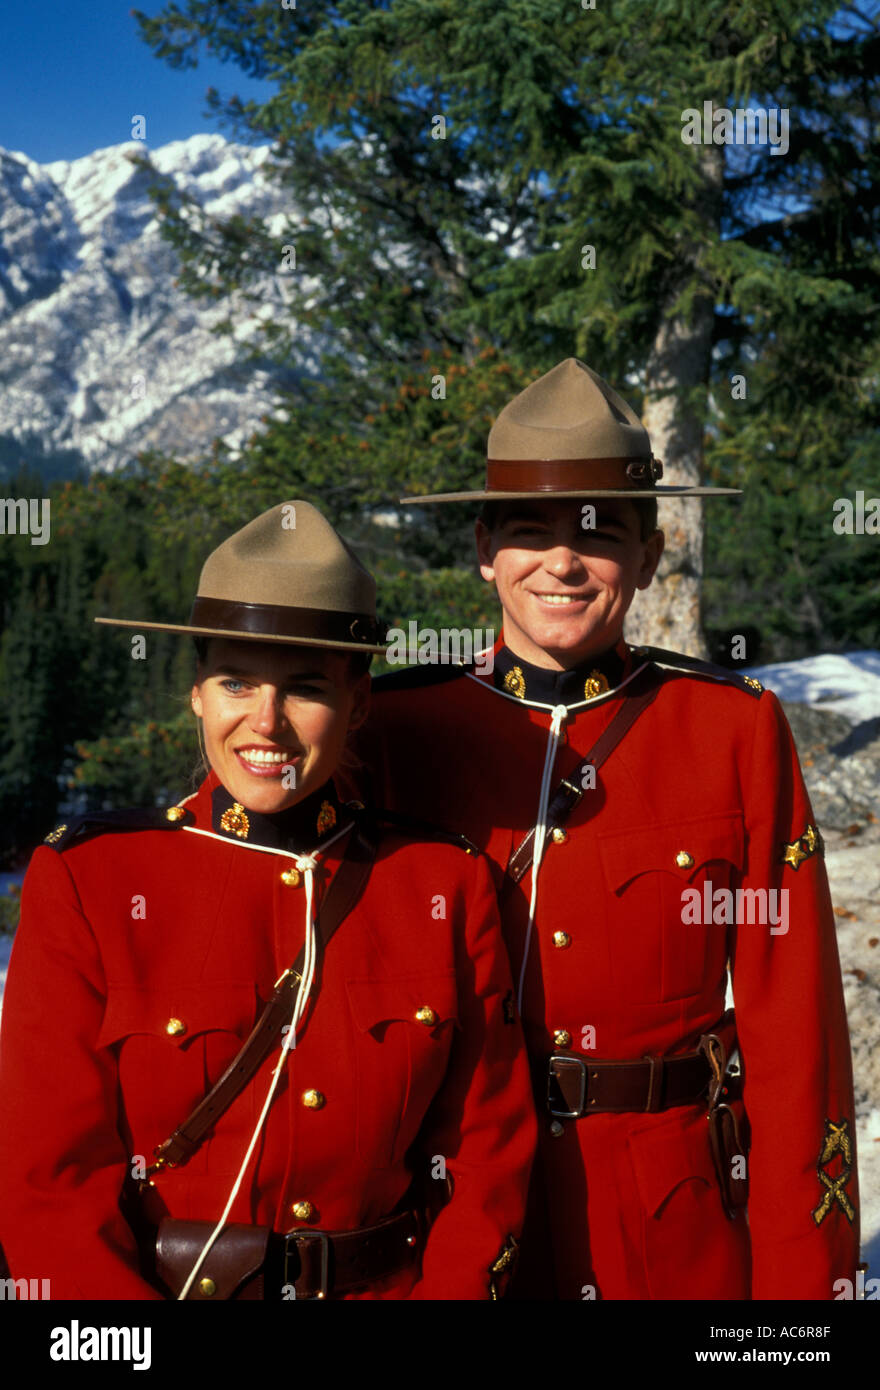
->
xmin=220 ymin=678 xmax=248 ymax=693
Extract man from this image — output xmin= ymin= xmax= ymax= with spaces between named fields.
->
xmin=357 ymin=358 xmax=859 ymax=1300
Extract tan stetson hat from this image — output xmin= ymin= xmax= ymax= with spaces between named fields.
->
xmin=94 ymin=500 xmax=388 ymax=652
xmin=401 ymin=357 xmax=740 ymax=502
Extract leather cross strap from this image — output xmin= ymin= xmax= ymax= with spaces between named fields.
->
xmin=506 ymin=663 xmax=662 ymax=884
xmin=150 ymin=816 xmax=380 ymax=1173
xmin=547 ymin=1050 xmax=711 ymax=1118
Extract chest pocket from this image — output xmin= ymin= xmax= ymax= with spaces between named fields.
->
xmin=345 ymin=972 xmax=459 ymax=1170
xmin=97 ymin=984 xmax=259 ymax=1174
xmin=598 ymin=812 xmax=744 ymax=1003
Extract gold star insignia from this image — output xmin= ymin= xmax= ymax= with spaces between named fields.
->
xmin=782 ymin=838 xmax=808 ymax=870
xmin=802 ymin=822 xmax=824 ymax=856
xmin=743 ymin=675 xmax=764 ymax=693
xmin=220 ymin=802 xmax=250 ymax=838
xmin=781 ymin=821 xmax=825 ymax=870
xmin=503 ymin=666 xmax=526 ymax=699
xmin=43 ymin=824 xmax=68 ymax=845
xmin=316 ymin=799 xmax=337 ymax=836
xmin=584 ymin=670 xmax=610 ymax=700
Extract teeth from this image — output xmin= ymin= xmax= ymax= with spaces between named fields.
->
xmin=239 ymin=749 xmax=290 ymax=765
xmin=536 ymin=594 xmax=578 ymax=604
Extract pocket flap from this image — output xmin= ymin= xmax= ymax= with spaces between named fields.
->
xmin=627 ymin=1110 xmax=716 ymax=1217
xmin=345 ymin=972 xmax=458 ymax=1034
xmin=97 ymin=984 xmax=258 ymax=1049
xmin=156 ymin=1219 xmax=270 ymax=1299
xmin=599 ymin=812 xmax=744 ymax=893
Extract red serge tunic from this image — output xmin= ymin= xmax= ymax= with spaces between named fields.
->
xmin=356 ymin=637 xmax=860 ymax=1301
xmin=0 ymin=773 xmax=536 ymax=1300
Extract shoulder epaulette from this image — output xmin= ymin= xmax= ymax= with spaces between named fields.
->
xmin=371 ymin=663 xmax=470 ymax=693
xmin=351 ymin=804 xmax=480 ymax=857
xmin=42 ymin=805 xmax=196 ymax=851
xmin=633 ymin=645 xmax=765 ymax=698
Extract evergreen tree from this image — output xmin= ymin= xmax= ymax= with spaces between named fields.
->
xmin=133 ymin=0 xmax=880 ymax=655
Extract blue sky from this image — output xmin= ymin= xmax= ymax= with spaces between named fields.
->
xmin=0 ymin=1 xmax=273 ymax=163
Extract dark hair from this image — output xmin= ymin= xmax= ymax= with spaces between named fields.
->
xmin=477 ymin=496 xmax=659 ymax=541
xmin=192 ymin=635 xmax=372 ymax=681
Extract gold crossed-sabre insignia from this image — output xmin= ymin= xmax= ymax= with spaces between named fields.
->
xmin=780 ymin=821 xmax=824 ymax=871
xmin=220 ymin=802 xmax=250 ymax=839
xmin=743 ymin=675 xmax=764 ymax=692
xmin=488 ymin=1234 xmax=520 ymax=1301
xmin=503 ymin=666 xmax=526 ymax=699
xmin=584 ymin=670 xmax=610 ymax=700
xmin=812 ymin=1118 xmax=856 ymax=1226
xmin=43 ymin=824 xmax=68 ymax=844
xmin=316 ymin=799 xmax=337 ymax=836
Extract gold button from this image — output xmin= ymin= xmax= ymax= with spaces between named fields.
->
xmin=165 ymin=806 xmax=185 ymax=822
xmin=280 ymin=867 xmax=301 ymax=887
xmin=199 ymin=1277 xmax=216 ymax=1297
xmin=675 ymin=850 xmax=694 ymax=869
xmin=291 ymin=1200 xmax=314 ymax=1222
xmin=165 ymin=1017 xmax=186 ymax=1036
xmin=553 ymin=1029 xmax=572 ymax=1048
xmin=552 ymin=931 xmax=571 ymax=949
xmin=550 ymin=827 xmax=568 ymax=845
xmin=415 ymin=1006 xmax=437 ymax=1025
xmin=302 ymin=1089 xmax=325 ymax=1109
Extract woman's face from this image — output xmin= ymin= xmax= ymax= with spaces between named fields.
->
xmin=191 ymin=638 xmax=370 ymax=815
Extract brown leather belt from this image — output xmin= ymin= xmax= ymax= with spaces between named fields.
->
xmin=280 ymin=1208 xmax=421 ymax=1300
xmin=547 ymin=1050 xmax=711 ymax=1119
xmin=155 ymin=1207 xmax=421 ymax=1300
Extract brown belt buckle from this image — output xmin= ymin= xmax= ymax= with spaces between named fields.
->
xmin=547 ymin=1054 xmax=587 ymax=1118
xmin=284 ymin=1229 xmax=331 ymax=1300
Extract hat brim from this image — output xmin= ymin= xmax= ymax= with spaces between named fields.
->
xmin=400 ymin=487 xmax=742 ymax=504
xmin=93 ymin=617 xmax=388 ymax=654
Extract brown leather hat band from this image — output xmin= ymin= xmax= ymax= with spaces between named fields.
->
xmin=485 ymin=457 xmax=663 ymax=492
xmin=189 ymin=597 xmax=385 ymax=646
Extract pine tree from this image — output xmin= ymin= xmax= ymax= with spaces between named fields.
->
xmin=133 ymin=0 xmax=880 ymax=656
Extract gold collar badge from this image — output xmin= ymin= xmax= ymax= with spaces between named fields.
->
xmin=584 ymin=670 xmax=610 ymax=700
xmin=317 ymin=800 xmax=337 ymax=836
xmin=503 ymin=666 xmax=526 ymax=699
xmin=220 ymin=802 xmax=250 ymax=839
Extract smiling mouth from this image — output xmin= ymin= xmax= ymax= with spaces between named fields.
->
xmin=531 ymin=592 xmax=592 ymax=606
xmin=235 ymin=747 xmax=301 ymax=773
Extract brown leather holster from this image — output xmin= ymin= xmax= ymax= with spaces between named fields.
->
xmin=698 ymin=1011 xmax=750 ymax=1219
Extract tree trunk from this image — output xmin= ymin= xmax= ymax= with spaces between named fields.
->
xmin=624 ymin=145 xmax=723 ymax=659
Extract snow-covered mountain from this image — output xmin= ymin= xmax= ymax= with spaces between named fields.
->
xmin=0 ymin=133 xmax=305 ymax=474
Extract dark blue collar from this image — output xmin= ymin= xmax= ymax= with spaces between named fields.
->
xmin=492 ymin=642 xmax=627 ymax=706
xmin=210 ymin=780 xmax=345 ymax=852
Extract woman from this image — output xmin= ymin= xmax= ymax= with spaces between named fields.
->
xmin=0 ymin=500 xmax=536 ymax=1300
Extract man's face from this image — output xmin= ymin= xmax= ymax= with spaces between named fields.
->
xmin=191 ymin=638 xmax=370 ymax=815
xmin=475 ymin=498 xmax=664 ymax=670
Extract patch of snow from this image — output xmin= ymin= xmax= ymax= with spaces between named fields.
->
xmin=745 ymin=651 xmax=880 ymax=725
